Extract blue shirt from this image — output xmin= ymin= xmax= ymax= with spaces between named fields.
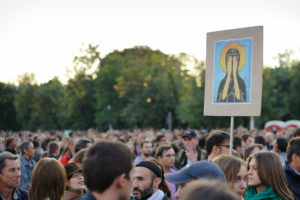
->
xmin=19 ymin=155 xmax=36 ymax=191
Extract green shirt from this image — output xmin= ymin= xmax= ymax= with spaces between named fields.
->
xmin=245 ymin=186 xmax=282 ymax=200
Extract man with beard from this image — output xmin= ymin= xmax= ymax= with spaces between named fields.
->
xmin=132 ymin=160 xmax=169 ymax=200
xmin=134 ymin=140 xmax=154 ymax=165
xmin=0 ymin=152 xmax=28 ymax=200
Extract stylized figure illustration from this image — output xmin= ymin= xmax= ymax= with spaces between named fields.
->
xmin=217 ymin=42 xmax=246 ymax=102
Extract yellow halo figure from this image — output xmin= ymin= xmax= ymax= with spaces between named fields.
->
xmin=220 ymin=42 xmax=246 ymax=72
xmin=217 ymin=42 xmax=247 ymax=102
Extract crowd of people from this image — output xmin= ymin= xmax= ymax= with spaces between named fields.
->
xmin=0 ymin=127 xmax=299 ymax=200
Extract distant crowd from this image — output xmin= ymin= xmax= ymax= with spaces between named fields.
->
xmin=0 ymin=127 xmax=299 ymax=200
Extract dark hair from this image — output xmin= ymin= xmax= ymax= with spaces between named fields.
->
xmin=205 ymin=131 xmax=230 ymax=155
xmin=32 ymin=140 xmax=40 ymax=148
xmin=48 ymin=141 xmax=59 ymax=154
xmin=293 ymin=128 xmax=300 ymax=137
xmin=20 ymin=141 xmax=32 ymax=155
xmin=155 ymin=145 xmax=172 ymax=158
xmin=244 ymin=144 xmax=264 ymax=160
xmin=286 ymin=137 xmax=300 ymax=164
xmin=83 ymin=141 xmax=134 ymax=193
xmin=75 ymin=139 xmax=92 ymax=153
xmin=233 ymin=136 xmax=242 ymax=149
xmin=254 ymin=136 xmax=266 ymax=146
xmin=198 ymin=138 xmax=206 ymax=149
xmin=0 ymin=152 xmax=18 ymax=173
xmin=5 ymin=136 xmax=16 ymax=147
xmin=241 ymin=134 xmax=251 ymax=142
xmin=276 ymin=138 xmax=288 ymax=153
xmin=154 ymin=135 xmax=165 ymax=143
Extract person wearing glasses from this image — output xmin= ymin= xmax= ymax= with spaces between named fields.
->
xmin=205 ymin=130 xmax=230 ymax=161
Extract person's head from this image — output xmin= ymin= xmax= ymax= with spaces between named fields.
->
xmin=244 ymin=144 xmax=263 ymax=160
xmin=181 ymin=130 xmax=198 ymax=150
xmin=32 ymin=139 xmax=40 ymax=150
xmin=165 ymin=161 xmax=226 ymax=199
xmin=180 ymin=179 xmax=239 ymax=200
xmin=48 ymin=141 xmax=60 ymax=156
xmin=84 ymin=141 xmax=134 ymax=199
xmin=29 ymin=157 xmax=67 ymax=200
xmin=64 ymin=162 xmax=84 ymax=190
xmin=233 ymin=136 xmax=242 ymax=156
xmin=254 ymin=136 xmax=265 ymax=146
xmin=73 ymin=148 xmax=88 ymax=169
xmin=20 ymin=141 xmax=35 ymax=159
xmin=293 ymin=128 xmax=300 ymax=138
xmin=0 ymin=152 xmax=20 ymax=189
xmin=286 ymin=137 xmax=300 ymax=172
xmin=247 ymin=151 xmax=294 ymax=200
xmin=154 ymin=135 xmax=167 ymax=146
xmin=273 ymin=137 xmax=288 ymax=154
xmin=241 ymin=134 xmax=253 ymax=147
xmin=140 ymin=140 xmax=153 ymax=157
xmin=205 ymin=131 xmax=230 ymax=160
xmin=133 ymin=160 xmax=163 ymax=200
xmin=75 ymin=138 xmax=92 ymax=153
xmin=156 ymin=145 xmax=175 ymax=171
xmin=5 ymin=136 xmax=16 ymax=150
xmin=213 ymin=155 xmax=247 ymax=199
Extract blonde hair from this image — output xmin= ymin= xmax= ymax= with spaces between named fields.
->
xmin=213 ymin=154 xmax=246 ymax=189
xmin=29 ymin=158 xmax=67 ymax=200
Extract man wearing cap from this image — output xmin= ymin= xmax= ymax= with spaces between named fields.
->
xmin=165 ymin=161 xmax=226 ymax=199
xmin=205 ymin=130 xmax=230 ymax=160
xmin=132 ymin=160 xmax=169 ymax=200
xmin=175 ymin=130 xmax=207 ymax=169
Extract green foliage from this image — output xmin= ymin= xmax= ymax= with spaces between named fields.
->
xmin=0 ymin=82 xmax=19 ymax=130
xmin=2 ymin=47 xmax=300 ymax=131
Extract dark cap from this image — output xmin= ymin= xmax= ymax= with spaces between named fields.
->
xmin=182 ymin=130 xmax=197 ymax=138
xmin=136 ymin=160 xmax=162 ymax=178
xmin=165 ymin=161 xmax=226 ymax=184
xmin=64 ymin=162 xmax=81 ymax=180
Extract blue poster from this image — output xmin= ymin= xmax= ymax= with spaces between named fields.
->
xmin=212 ymin=38 xmax=252 ymax=104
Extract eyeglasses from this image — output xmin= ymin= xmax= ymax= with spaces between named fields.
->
xmin=217 ymin=145 xmax=230 ymax=148
xmin=71 ymin=172 xmax=83 ymax=178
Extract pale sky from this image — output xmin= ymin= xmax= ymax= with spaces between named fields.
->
xmin=0 ymin=0 xmax=299 ymax=84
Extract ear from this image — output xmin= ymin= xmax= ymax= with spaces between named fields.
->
xmin=212 ymin=145 xmax=220 ymax=155
xmin=153 ymin=177 xmax=162 ymax=189
xmin=115 ymin=173 xmax=126 ymax=188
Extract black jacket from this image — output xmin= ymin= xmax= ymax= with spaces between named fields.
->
xmin=284 ymin=162 xmax=300 ymax=200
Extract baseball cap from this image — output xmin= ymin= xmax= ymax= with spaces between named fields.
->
xmin=165 ymin=161 xmax=226 ymax=184
xmin=182 ymin=130 xmax=197 ymax=138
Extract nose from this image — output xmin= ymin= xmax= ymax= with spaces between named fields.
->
xmin=240 ymin=180 xmax=246 ymax=189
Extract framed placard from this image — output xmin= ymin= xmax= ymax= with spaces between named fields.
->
xmin=204 ymin=26 xmax=263 ymax=116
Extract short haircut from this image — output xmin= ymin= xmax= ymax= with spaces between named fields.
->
xmin=47 ymin=141 xmax=59 ymax=154
xmin=233 ymin=137 xmax=242 ymax=149
xmin=140 ymin=140 xmax=152 ymax=148
xmin=241 ymin=134 xmax=251 ymax=142
xmin=293 ymin=128 xmax=300 ymax=137
xmin=20 ymin=141 xmax=32 ymax=155
xmin=286 ymin=137 xmax=300 ymax=164
xmin=180 ymin=179 xmax=239 ymax=200
xmin=5 ymin=136 xmax=16 ymax=146
xmin=32 ymin=140 xmax=40 ymax=148
xmin=254 ymin=136 xmax=266 ymax=146
xmin=205 ymin=131 xmax=230 ymax=155
xmin=75 ymin=139 xmax=92 ymax=153
xmin=83 ymin=141 xmax=135 ymax=193
xmin=244 ymin=144 xmax=264 ymax=160
xmin=0 ymin=152 xmax=18 ymax=173
xmin=154 ymin=135 xmax=165 ymax=143
xmin=276 ymin=138 xmax=288 ymax=153
xmin=155 ymin=145 xmax=172 ymax=158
